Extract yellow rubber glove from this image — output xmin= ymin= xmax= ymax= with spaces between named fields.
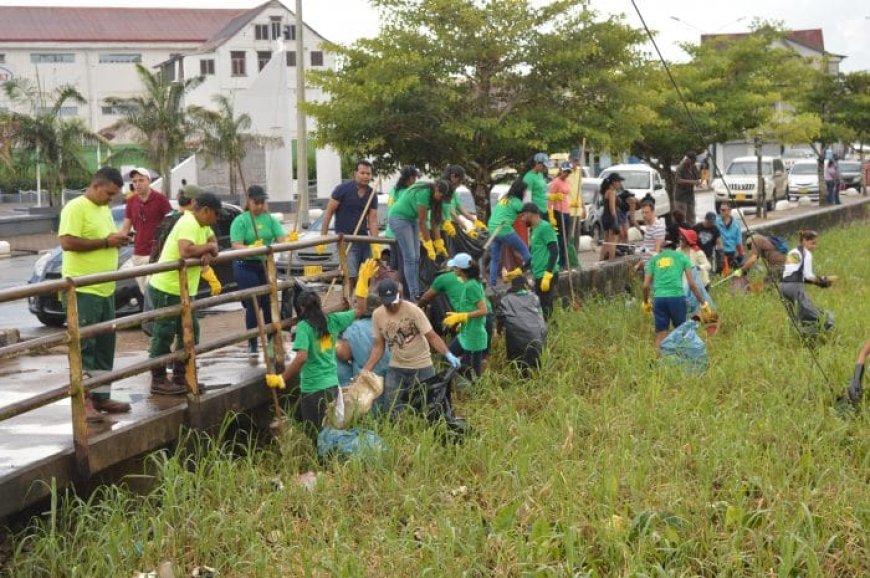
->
xmin=286 ymin=230 xmax=299 ymax=242
xmin=354 ymin=258 xmax=378 ymax=298
xmin=700 ymin=302 xmax=713 ymax=318
xmin=315 ymin=243 xmax=328 ymax=255
xmin=540 ymin=271 xmax=554 ymax=293
xmin=466 ymin=228 xmax=479 ymax=240
xmin=434 ymin=238 xmax=448 ymax=257
xmin=548 ymin=192 xmax=564 ymax=204
xmin=201 ymin=267 xmax=222 ymax=296
xmin=733 ymin=268 xmax=744 ymax=278
xmin=473 ymin=219 xmax=488 ymax=231
xmin=443 ymin=311 xmax=469 ymax=329
xmin=642 ymin=299 xmax=652 ymax=315
xmin=442 ymin=220 xmax=457 ymax=238
xmin=387 ymin=195 xmax=395 ymax=208
xmin=503 ymin=267 xmax=523 ymax=281
xmin=423 ymin=239 xmax=436 ymax=261
xmin=548 ymin=208 xmax=558 ymax=229
xmin=371 ymin=243 xmax=382 ymax=260
xmin=250 ymin=239 xmax=264 ymax=248
xmin=265 ymin=374 xmax=286 ymax=390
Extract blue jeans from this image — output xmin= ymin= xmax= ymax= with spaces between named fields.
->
xmin=379 ymin=365 xmax=435 ymax=415
xmin=388 ymin=216 xmax=421 ymax=299
xmin=233 ymin=260 xmax=271 ymax=352
xmin=825 ymin=180 xmax=840 ymax=204
xmin=345 ymin=241 xmax=371 ymax=279
xmin=488 ymin=232 xmax=531 ymax=288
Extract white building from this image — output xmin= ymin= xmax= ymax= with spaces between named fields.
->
xmin=0 ymin=1 xmax=341 ymax=204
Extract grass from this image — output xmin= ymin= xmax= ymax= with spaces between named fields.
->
xmin=3 ymin=224 xmax=868 ymax=577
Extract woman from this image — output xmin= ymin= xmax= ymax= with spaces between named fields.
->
xmin=436 ymin=253 xmax=488 ymax=379
xmin=230 ymin=185 xmax=286 ymax=354
xmin=487 ymin=178 xmax=531 ymax=288
xmin=387 ymin=179 xmax=452 ymax=300
xmin=781 ymin=230 xmax=834 ymax=335
xmin=598 ymin=174 xmax=621 ymax=261
xmin=385 ymin=165 xmax=419 ymax=270
xmin=824 ymin=155 xmax=841 ymax=205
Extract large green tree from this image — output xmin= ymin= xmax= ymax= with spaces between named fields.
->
xmin=305 ymin=0 xmax=648 ymax=216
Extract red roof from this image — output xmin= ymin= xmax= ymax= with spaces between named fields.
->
xmin=0 ymin=6 xmax=249 ymax=44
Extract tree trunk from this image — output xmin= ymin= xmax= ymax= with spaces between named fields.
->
xmin=237 ymin=159 xmax=247 ymax=198
xmin=472 ymin=165 xmax=493 ymax=221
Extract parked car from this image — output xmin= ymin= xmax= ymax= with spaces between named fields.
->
xmin=839 ymin=160 xmax=864 ymax=191
xmin=28 ymin=202 xmax=241 ymax=327
xmin=598 ymin=164 xmax=671 ymax=220
xmin=713 ymin=156 xmax=787 ymax=211
xmin=787 ymin=159 xmax=820 ymax=202
xmin=279 ymin=213 xmax=340 ymax=277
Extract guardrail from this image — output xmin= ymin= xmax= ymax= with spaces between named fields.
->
xmin=0 ymin=233 xmax=390 ymax=479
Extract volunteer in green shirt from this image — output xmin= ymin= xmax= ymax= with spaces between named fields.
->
xmin=642 ymin=239 xmax=709 ymax=350
xmin=147 ymin=193 xmax=221 ymax=395
xmin=384 ymin=165 xmax=419 ymax=245
xmin=442 ymin=164 xmax=488 ymax=239
xmin=487 ymin=178 xmax=531 ymax=288
xmin=58 ymin=167 xmax=130 ymax=421
xmin=522 ymin=152 xmax=550 ymax=214
xmin=519 ymin=203 xmax=560 ymax=320
xmin=230 ymin=185 xmax=287 ymax=355
xmin=281 ymin=259 xmax=374 ymax=435
xmin=438 ymin=253 xmax=488 ymax=379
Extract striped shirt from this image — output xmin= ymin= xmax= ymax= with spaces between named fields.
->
xmin=641 ymin=221 xmax=666 ymax=264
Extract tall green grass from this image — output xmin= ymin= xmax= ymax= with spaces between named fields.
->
xmin=4 ymin=224 xmax=868 ymax=577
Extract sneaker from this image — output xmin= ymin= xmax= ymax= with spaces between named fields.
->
xmin=91 ymin=398 xmax=131 ymax=414
xmin=150 ymin=380 xmax=188 ymax=396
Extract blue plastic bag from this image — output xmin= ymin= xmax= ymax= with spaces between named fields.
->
xmin=685 ymin=267 xmax=714 ymax=314
xmin=660 ymin=320 xmax=708 ymax=374
xmin=317 ymin=427 xmax=386 ymax=459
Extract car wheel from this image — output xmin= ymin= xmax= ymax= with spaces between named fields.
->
xmin=36 ymin=312 xmax=65 ymax=328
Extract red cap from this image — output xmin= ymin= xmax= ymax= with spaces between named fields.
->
xmin=679 ymin=227 xmax=698 ymax=248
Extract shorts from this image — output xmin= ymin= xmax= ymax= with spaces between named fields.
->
xmin=653 ymin=296 xmax=687 ymax=333
xmin=618 ymin=210 xmax=630 ymax=225
xmin=601 ymin=212 xmax=618 ymax=234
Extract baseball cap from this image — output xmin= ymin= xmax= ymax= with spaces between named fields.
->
xmin=247 ymin=185 xmax=268 ymax=201
xmin=129 ymin=167 xmax=152 ymax=180
xmin=194 ymin=192 xmax=222 ymax=212
xmin=604 ymin=172 xmax=625 ymax=184
xmin=447 ymin=252 xmax=473 ymax=269
xmin=704 ymin=211 xmax=717 ymax=222
xmin=519 ymin=202 xmax=541 ymax=216
xmin=533 ymin=152 xmax=549 ymax=164
xmin=559 ymin=161 xmax=572 ymax=172
xmin=377 ymin=279 xmax=401 ymax=305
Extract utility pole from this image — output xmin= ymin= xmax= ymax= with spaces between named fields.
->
xmin=755 ymin=133 xmax=766 ymax=219
xmin=295 ymin=0 xmax=309 ymax=227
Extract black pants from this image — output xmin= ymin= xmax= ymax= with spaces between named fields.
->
xmin=233 ymin=260 xmax=272 ymax=352
xmin=534 ymin=277 xmax=555 ymax=320
xmin=299 ymin=387 xmax=337 ymax=437
xmin=553 ymin=210 xmax=573 ymax=269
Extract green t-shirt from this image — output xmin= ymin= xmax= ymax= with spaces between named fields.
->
xmin=230 ymin=211 xmax=285 ymax=261
xmin=293 ymin=310 xmax=356 ymax=394
xmin=487 ymin=196 xmax=523 ymax=237
xmin=389 ymin=183 xmax=430 ymax=221
xmin=645 ymin=250 xmax=692 ymax=298
xmin=58 ymin=195 xmax=119 ymax=297
xmin=455 ymin=279 xmax=487 ymax=352
xmin=524 ymin=171 xmax=548 ymax=213
xmin=430 ymin=271 xmax=465 ymax=309
xmin=530 ymin=220 xmax=560 ymax=279
xmin=149 ymin=212 xmax=214 ymax=296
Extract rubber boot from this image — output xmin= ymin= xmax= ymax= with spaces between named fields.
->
xmin=151 ymin=366 xmax=185 ymax=396
xmin=848 ymin=363 xmax=864 ymax=406
xmin=173 ymin=361 xmax=205 ymax=393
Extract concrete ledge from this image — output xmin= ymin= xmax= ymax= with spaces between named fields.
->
xmin=748 ymin=197 xmax=869 ymax=238
xmin=0 ymin=214 xmax=59 ymax=237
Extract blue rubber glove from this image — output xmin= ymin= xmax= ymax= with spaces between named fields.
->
xmin=445 ymin=352 xmax=461 ymax=369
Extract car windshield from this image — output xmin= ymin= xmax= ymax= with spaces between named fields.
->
xmin=726 ymin=161 xmax=772 ymax=176
xmin=602 ymin=171 xmax=651 ymax=190
xmin=790 ymin=163 xmax=818 ymax=175
xmin=840 ymin=162 xmax=861 ymax=172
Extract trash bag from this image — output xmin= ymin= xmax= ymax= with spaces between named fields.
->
xmin=448 ymin=228 xmax=486 ymax=259
xmin=326 ymin=370 xmax=384 ymax=429
xmin=497 ymin=290 xmax=547 ymax=366
xmin=317 ymin=427 xmax=386 ymax=459
xmin=403 ymin=367 xmax=468 ymax=436
xmin=660 ymin=320 xmax=708 ymax=374
xmin=418 ymin=251 xmax=443 ymax=293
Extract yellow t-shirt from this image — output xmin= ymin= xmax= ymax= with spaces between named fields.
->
xmin=58 ymin=195 xmax=118 ymax=297
xmin=149 ymin=212 xmax=214 ymax=296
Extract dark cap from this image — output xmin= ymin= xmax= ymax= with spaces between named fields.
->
xmin=704 ymin=211 xmax=717 ymax=222
xmin=685 ymin=151 xmax=697 ymax=161
xmin=194 ymin=192 xmax=222 ymax=212
xmin=377 ymin=279 xmax=401 ymax=305
xmin=519 ymin=202 xmax=541 ymax=216
xmin=247 ymin=185 xmax=268 ymax=201
xmin=604 ymin=172 xmax=625 ymax=184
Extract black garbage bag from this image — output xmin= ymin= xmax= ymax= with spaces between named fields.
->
xmin=447 ymin=228 xmax=487 ymax=259
xmin=418 ymin=249 xmax=443 ymax=293
xmin=280 ymin=278 xmax=317 ymax=320
xmin=403 ymin=367 xmax=468 ymax=437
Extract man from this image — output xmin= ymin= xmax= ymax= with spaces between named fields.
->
xmin=674 ymin=152 xmax=701 ymax=225
xmin=635 ymin=200 xmax=665 ymax=273
xmin=363 ymin=279 xmax=460 ymax=414
xmin=519 ymin=203 xmax=560 ymax=319
xmin=715 ymin=202 xmax=744 ymax=272
xmin=147 ymin=193 xmax=221 ymax=395
xmin=739 ymin=232 xmax=787 ymax=281
xmin=319 ymin=160 xmax=380 ymax=281
xmin=547 ymin=161 xmax=573 ymax=268
xmin=118 ymin=168 xmax=172 ymax=293
xmin=693 ymin=211 xmax=722 ymax=272
xmin=58 ymin=167 xmax=131 ymax=420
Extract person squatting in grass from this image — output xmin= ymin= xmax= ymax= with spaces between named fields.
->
xmin=280 ymin=259 xmax=374 ymax=436
xmin=738 ymin=232 xmax=787 ymax=283
xmin=642 ymin=237 xmax=710 ymax=350
xmin=780 ymin=230 xmax=834 ymax=334
xmin=230 ymin=185 xmax=287 ymax=356
xmin=845 ymin=338 xmax=869 ymax=406
xmin=438 ymin=253 xmax=489 ymax=380
xmin=487 ymin=178 xmax=531 ymax=289
xmin=518 ymin=203 xmax=560 ymax=320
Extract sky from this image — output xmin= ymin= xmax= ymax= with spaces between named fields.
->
xmin=2 ymin=0 xmax=868 ymax=72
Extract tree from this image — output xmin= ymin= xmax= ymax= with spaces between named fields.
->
xmin=104 ymin=64 xmax=204 ymax=197
xmin=305 ymin=0 xmax=648 ymax=217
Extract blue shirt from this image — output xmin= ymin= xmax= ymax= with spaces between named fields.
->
xmin=330 ymin=180 xmax=378 ymax=235
xmin=716 ymin=216 xmax=743 ymax=253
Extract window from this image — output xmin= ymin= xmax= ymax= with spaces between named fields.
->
xmin=101 ymin=104 xmax=136 ymax=116
xmin=200 ymin=59 xmax=215 ymax=75
xmin=30 ymin=53 xmax=75 ymax=63
xmin=257 ymin=51 xmax=272 ymax=72
xmin=283 ymin=25 xmax=296 ymax=41
xmin=254 ymin=24 xmax=269 ymax=40
xmin=0 ymin=54 xmax=5 ymax=64
xmin=270 ymin=16 xmax=282 ymax=40
xmin=38 ymin=106 xmax=78 ymax=117
xmin=310 ymin=51 xmax=324 ymax=67
xmin=285 ymin=51 xmax=296 ymax=67
xmin=230 ymin=51 xmax=246 ymax=76
xmin=98 ymin=53 xmax=142 ymax=64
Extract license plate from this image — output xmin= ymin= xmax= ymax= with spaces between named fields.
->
xmin=303 ymin=265 xmax=323 ymax=276
xmin=798 ymin=188 xmax=808 ymax=194
xmin=735 ymin=193 xmax=746 ymax=201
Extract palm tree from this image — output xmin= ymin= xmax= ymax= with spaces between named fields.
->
xmin=104 ymin=64 xmax=204 ymax=196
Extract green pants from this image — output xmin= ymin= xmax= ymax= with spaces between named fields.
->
xmin=148 ymin=285 xmax=199 ymax=359
xmin=68 ymin=292 xmax=116 ymax=399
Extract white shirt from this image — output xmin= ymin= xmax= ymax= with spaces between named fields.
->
xmin=782 ymin=247 xmax=815 ymax=282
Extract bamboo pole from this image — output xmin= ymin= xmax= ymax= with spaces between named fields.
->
xmin=65 ymin=283 xmax=90 ymax=479
xmin=178 ymin=262 xmax=199 ymax=397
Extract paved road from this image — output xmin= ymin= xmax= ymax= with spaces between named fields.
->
xmin=0 ymin=253 xmax=49 ymax=338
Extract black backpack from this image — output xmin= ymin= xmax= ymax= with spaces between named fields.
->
xmin=148 ymin=212 xmax=184 ymax=263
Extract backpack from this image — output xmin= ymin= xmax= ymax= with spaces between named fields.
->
xmin=148 ymin=212 xmax=184 ymax=263
xmin=768 ymin=235 xmax=789 ymax=255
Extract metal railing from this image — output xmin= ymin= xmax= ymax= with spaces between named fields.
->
xmin=0 ymin=233 xmax=389 ymax=478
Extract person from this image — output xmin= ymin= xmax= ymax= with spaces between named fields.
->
xmin=387 ymin=180 xmax=452 ymax=300
xmin=496 ymin=276 xmax=547 ymax=375
xmin=665 ymin=209 xmax=687 ymax=247
xmin=715 ymin=202 xmax=744 ymax=273
xmin=487 ymin=178 xmax=531 ymax=288
xmin=438 ymin=253 xmax=488 ymax=379
xmin=617 ymin=186 xmax=639 ymax=244
xmin=363 ymin=279 xmax=461 ymax=415
xmin=58 ymin=167 xmax=131 ymax=421
xmin=599 ymin=173 xmax=623 ymax=262
xmin=118 ymin=167 xmax=172 ymax=293
xmin=739 ymin=232 xmax=787 ymax=282
xmin=547 ymin=161 xmax=573 ymax=268
xmin=281 ymin=259 xmax=374 ymax=435
xmin=230 ymin=185 xmax=287 ymax=355
xmin=335 ymin=293 xmax=391 ymax=386
xmin=147 ymin=193 xmax=221 ymax=395
xmin=693 ymin=211 xmax=722 ymax=273
xmin=824 ymin=155 xmax=841 ymax=205
xmin=523 ymin=152 xmax=550 ymax=217
xmin=319 ymin=160 xmax=380 ymax=282
xmin=519 ymin=203 xmax=560 ymax=319
xmin=566 ymin=153 xmax=587 ymax=249
xmin=674 ymin=151 xmax=701 ymax=225
xmin=384 ymin=165 xmax=418 ymax=270
xmin=642 ymin=238 xmax=709 ymax=350
xmin=443 ymin=164 xmax=487 ymax=234
xmin=635 ymin=200 xmax=665 ymax=273
xmin=699 ymin=157 xmax=711 ymax=190
xmin=780 ymin=230 xmax=834 ymax=335
xmin=845 ymin=339 xmax=869 ymax=406
xmin=678 ymin=228 xmax=712 ymax=289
